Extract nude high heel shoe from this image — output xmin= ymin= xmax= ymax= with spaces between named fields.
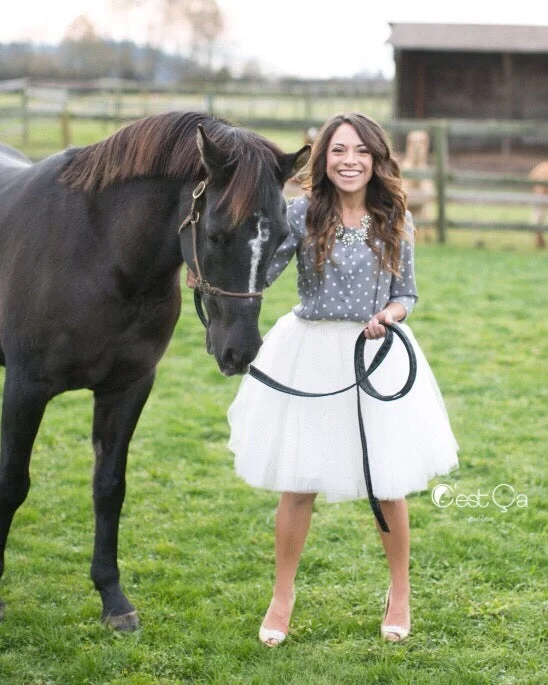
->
xmin=259 ymin=594 xmax=295 ymax=647
xmin=259 ymin=625 xmax=288 ymax=647
xmin=380 ymin=585 xmax=410 ymax=642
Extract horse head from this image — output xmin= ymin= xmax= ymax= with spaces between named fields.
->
xmin=179 ymin=124 xmax=310 ymax=376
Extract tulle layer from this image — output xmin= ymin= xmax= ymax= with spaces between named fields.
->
xmin=228 ymin=313 xmax=458 ymax=502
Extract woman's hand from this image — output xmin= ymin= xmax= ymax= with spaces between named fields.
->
xmin=186 ymin=267 xmax=198 ymax=289
xmin=364 ymin=309 xmax=394 ymax=339
xmin=364 ymin=303 xmax=406 ymax=339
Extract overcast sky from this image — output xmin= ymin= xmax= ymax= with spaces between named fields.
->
xmin=1 ymin=0 xmax=547 ymax=78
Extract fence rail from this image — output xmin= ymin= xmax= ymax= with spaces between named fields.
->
xmin=397 ymin=122 xmax=548 ymax=241
xmin=1 ymin=80 xmax=548 ymax=242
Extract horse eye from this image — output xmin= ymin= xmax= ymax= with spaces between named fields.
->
xmin=207 ymin=231 xmax=232 ymax=245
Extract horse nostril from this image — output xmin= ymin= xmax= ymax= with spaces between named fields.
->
xmin=223 ymin=347 xmax=239 ymax=368
xmin=222 ymin=347 xmax=252 ymax=373
xmin=220 ymin=328 xmax=262 ymax=374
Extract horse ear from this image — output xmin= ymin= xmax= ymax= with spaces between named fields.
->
xmin=196 ymin=124 xmax=230 ymax=179
xmin=279 ymin=145 xmax=311 ymax=182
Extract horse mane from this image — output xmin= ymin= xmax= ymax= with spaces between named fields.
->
xmin=59 ymin=111 xmax=284 ymax=223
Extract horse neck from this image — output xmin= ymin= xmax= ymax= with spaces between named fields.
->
xmin=96 ymin=177 xmax=186 ymax=294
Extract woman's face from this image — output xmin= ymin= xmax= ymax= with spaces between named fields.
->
xmin=325 ymin=123 xmax=373 ymax=200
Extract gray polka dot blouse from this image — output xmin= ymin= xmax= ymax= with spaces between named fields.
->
xmin=266 ymin=197 xmax=418 ymax=322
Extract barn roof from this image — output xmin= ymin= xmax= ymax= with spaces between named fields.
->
xmin=388 ymin=23 xmax=548 ymax=54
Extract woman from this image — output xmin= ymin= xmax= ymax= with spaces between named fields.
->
xmin=227 ymin=113 xmax=458 ymax=646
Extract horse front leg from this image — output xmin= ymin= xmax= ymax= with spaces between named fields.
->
xmin=91 ymin=370 xmax=155 ymax=631
xmin=0 ymin=368 xmax=49 ymax=620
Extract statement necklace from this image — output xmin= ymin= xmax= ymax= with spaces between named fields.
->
xmin=334 ymin=214 xmax=371 ymax=247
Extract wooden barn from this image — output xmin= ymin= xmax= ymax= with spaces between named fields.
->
xmin=388 ymin=23 xmax=548 ymax=149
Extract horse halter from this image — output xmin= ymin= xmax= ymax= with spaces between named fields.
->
xmin=178 ymin=179 xmax=263 ymax=327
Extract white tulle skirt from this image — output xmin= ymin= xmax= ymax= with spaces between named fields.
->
xmin=228 ymin=313 xmax=458 ymax=502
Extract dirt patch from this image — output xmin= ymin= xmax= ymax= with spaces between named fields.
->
xmin=447 ymin=149 xmax=547 ymax=174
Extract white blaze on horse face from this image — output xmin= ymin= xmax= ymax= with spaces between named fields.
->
xmin=247 ymin=213 xmax=270 ymax=293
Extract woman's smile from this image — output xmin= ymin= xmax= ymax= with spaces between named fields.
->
xmin=326 ymin=123 xmax=373 ymax=197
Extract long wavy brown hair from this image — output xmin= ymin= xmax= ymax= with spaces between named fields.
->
xmin=300 ymin=113 xmax=408 ymax=275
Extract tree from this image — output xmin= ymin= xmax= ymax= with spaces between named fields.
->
xmin=61 ymin=15 xmax=103 ymax=78
xmin=109 ymin=0 xmax=224 ymax=71
xmin=63 ymin=15 xmax=99 ymax=43
xmin=181 ymin=0 xmax=223 ymax=70
xmin=241 ymin=58 xmax=263 ymax=83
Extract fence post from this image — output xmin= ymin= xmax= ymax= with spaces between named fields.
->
xmin=60 ymin=109 xmax=71 ymax=148
xmin=433 ymin=121 xmax=448 ymax=243
xmin=114 ymin=86 xmax=122 ymax=128
xmin=143 ymin=85 xmax=150 ymax=116
xmin=304 ymin=93 xmax=313 ymax=122
xmin=205 ymin=91 xmax=214 ymax=115
xmin=21 ymin=79 xmax=29 ymax=146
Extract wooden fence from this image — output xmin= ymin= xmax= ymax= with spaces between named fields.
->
xmin=385 ymin=120 xmax=548 ymax=242
xmin=1 ymin=79 xmax=548 ymax=242
xmin=0 ymin=77 xmax=391 ymax=143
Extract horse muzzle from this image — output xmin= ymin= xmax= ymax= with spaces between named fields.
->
xmin=219 ymin=335 xmax=262 ymax=376
xmin=207 ymin=315 xmax=262 ymax=376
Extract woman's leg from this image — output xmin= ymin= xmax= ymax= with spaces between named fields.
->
xmin=376 ymin=499 xmax=411 ymax=639
xmin=261 ymin=491 xmax=317 ymax=636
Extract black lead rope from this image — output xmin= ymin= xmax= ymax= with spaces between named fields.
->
xmin=194 ymin=289 xmax=210 ymax=328
xmin=248 ymin=323 xmax=417 ymax=532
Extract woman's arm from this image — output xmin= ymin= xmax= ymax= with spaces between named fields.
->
xmin=265 ymin=198 xmax=306 ymax=287
xmin=365 ymin=212 xmax=418 ymax=339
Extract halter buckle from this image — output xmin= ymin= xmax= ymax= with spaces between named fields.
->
xmin=195 ymin=280 xmax=212 ymax=295
xmin=192 ymin=180 xmax=207 ymax=199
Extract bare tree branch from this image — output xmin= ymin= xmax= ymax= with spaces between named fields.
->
xmin=108 ymin=0 xmax=224 ymax=63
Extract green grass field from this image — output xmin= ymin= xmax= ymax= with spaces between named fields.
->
xmin=0 ymin=241 xmax=546 ymax=684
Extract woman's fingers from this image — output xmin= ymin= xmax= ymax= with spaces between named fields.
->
xmin=364 ymin=317 xmax=386 ymax=339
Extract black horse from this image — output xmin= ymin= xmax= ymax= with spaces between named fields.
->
xmin=0 ymin=112 xmax=309 ymax=630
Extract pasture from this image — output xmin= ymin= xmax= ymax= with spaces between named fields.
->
xmin=0 ymin=239 xmax=546 ymax=684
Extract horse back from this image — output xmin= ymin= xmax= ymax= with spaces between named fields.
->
xmin=0 ymin=143 xmax=33 ymax=204
xmin=0 ymin=143 xmax=32 ymax=168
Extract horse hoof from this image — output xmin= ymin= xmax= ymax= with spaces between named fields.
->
xmin=104 ymin=610 xmax=139 ymax=632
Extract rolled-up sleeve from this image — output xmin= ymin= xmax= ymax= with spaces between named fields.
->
xmin=266 ymin=199 xmax=305 ymax=286
xmin=389 ymin=212 xmax=418 ymax=318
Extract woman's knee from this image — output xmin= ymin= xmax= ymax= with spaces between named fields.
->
xmin=281 ymin=492 xmax=317 ymax=508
